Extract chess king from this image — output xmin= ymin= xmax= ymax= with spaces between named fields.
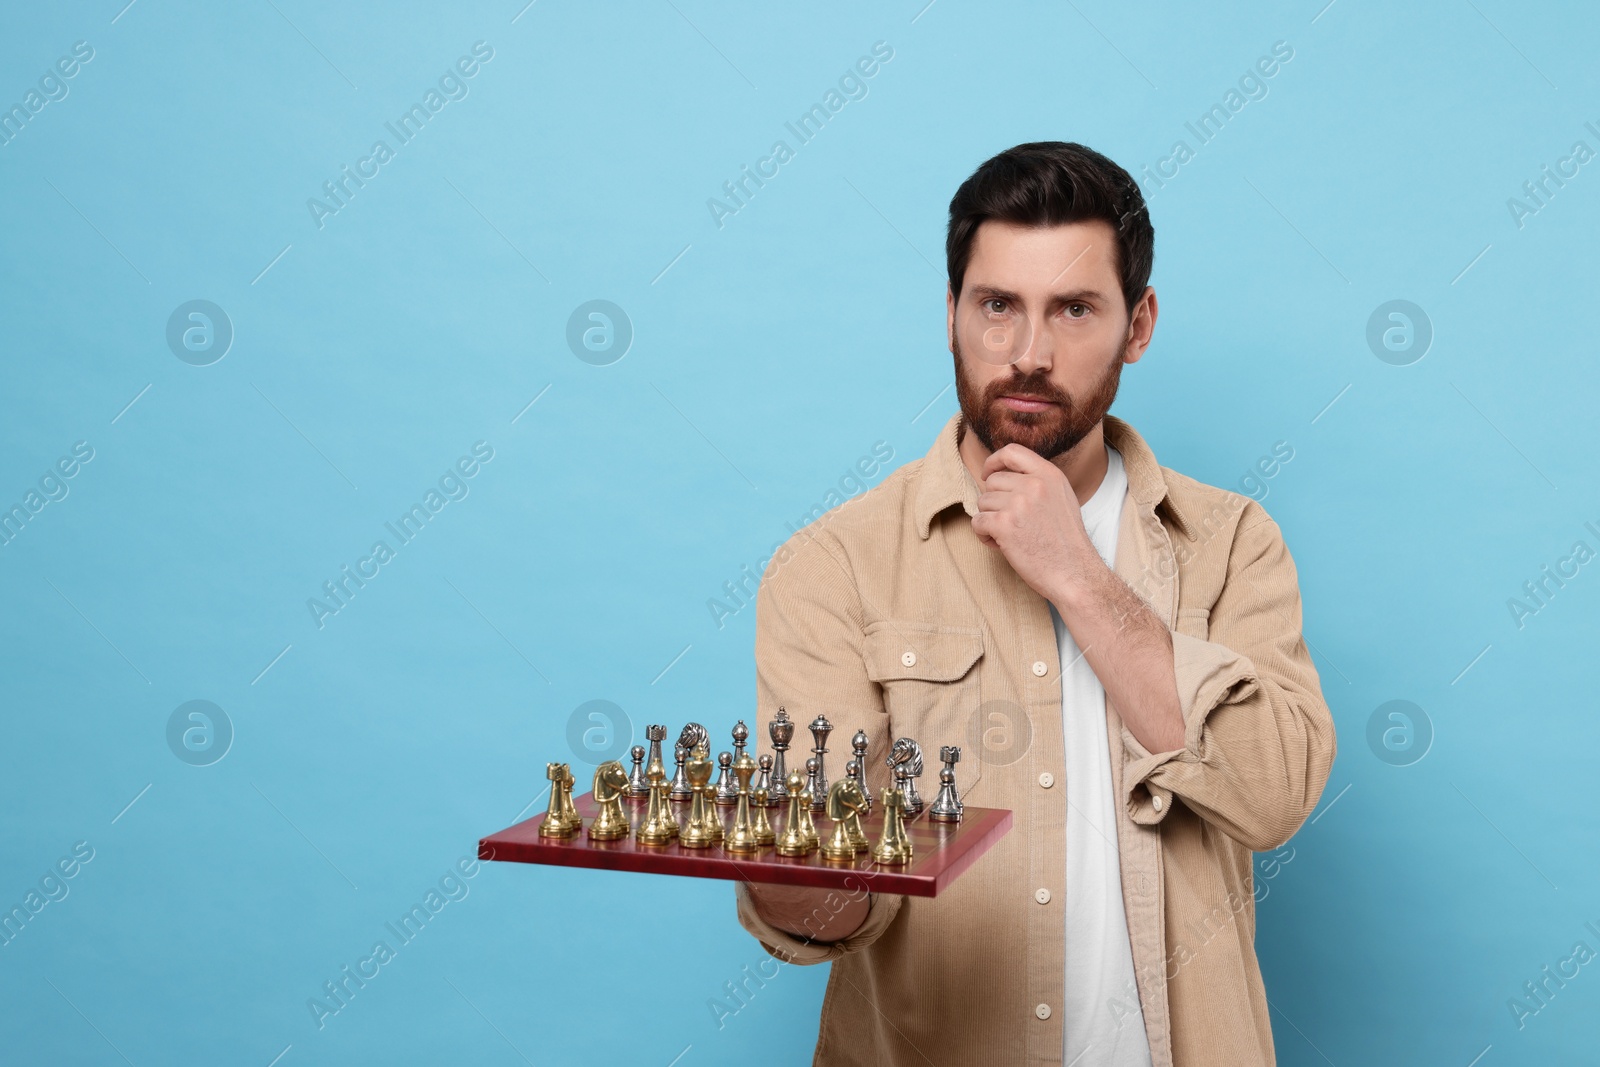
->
xmin=732 ymin=141 xmax=1335 ymax=1066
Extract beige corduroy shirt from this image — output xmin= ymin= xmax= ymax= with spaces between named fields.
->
xmin=733 ymin=411 xmax=1336 ymax=1066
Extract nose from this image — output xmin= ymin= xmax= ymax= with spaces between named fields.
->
xmin=1010 ymin=313 xmax=1055 ymax=374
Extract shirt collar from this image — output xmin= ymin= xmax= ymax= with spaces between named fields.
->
xmin=913 ymin=410 xmax=1198 ymax=541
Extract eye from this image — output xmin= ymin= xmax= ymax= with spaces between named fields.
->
xmin=981 ymin=298 xmax=1009 ymax=315
xmin=1064 ymin=302 xmax=1089 ymax=319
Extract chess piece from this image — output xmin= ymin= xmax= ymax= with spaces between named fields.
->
xmin=731 ymin=720 xmax=750 ymax=766
xmin=680 ymin=745 xmax=718 ymax=848
xmin=587 ymin=761 xmax=631 ymax=840
xmin=754 ymin=753 xmax=774 ymax=806
xmin=752 ymin=786 xmax=776 ymax=846
xmin=844 ymin=761 xmax=870 ymax=852
xmin=808 ymin=715 xmax=833 ymax=812
xmin=627 ymin=744 xmax=650 ymax=798
xmin=929 ymin=745 xmax=964 ymax=823
xmin=714 ymin=751 xmax=738 ymax=806
xmin=822 ymin=778 xmax=867 ymax=861
xmin=804 ymin=755 xmax=822 ymax=812
xmin=768 ymin=708 xmax=794 ymax=804
xmin=873 ymin=785 xmax=913 ymax=866
xmin=669 ymin=742 xmax=692 ymax=802
xmin=800 ymin=758 xmax=821 ymax=850
xmin=643 ymin=725 xmax=668 ymax=790
xmin=851 ymin=730 xmax=873 ymax=809
xmin=776 ymin=770 xmax=812 ymax=856
xmin=637 ymin=761 xmax=677 ymax=844
xmin=724 ymin=752 xmax=761 ymax=853
xmin=887 ymin=737 xmax=925 ymax=815
xmin=539 ymin=762 xmax=579 ymax=838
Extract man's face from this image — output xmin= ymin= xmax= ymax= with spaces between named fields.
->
xmin=948 ymin=218 xmax=1152 ymax=460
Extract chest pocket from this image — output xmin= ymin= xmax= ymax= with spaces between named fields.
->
xmin=862 ymin=622 xmax=985 ymax=744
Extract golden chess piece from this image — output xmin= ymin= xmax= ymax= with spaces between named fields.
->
xmin=776 ymin=769 xmax=812 ymax=856
xmin=587 ymin=760 xmax=631 ymax=841
xmin=540 ymin=762 xmax=580 ymax=838
xmin=680 ymin=744 xmax=718 ymax=849
xmin=752 ymin=785 xmax=776 ymax=847
xmin=821 ymin=778 xmax=867 ymax=862
xmin=843 ymin=761 xmax=870 ymax=852
xmin=724 ymin=752 xmax=760 ymax=854
xmin=637 ymin=762 xmax=677 ymax=845
xmin=872 ymin=783 xmax=913 ymax=866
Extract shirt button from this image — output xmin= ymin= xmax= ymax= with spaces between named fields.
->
xmin=1031 ymin=660 xmax=1048 ymax=677
xmin=901 ymin=651 xmax=917 ymax=668
xmin=1034 ymin=888 xmax=1051 ymax=904
xmin=1152 ymin=795 xmax=1164 ymax=812
xmin=1035 ymin=1003 xmax=1052 ymax=1020
xmin=1038 ymin=772 xmax=1054 ymax=788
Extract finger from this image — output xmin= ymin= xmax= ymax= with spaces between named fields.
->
xmin=976 ymin=490 xmax=1017 ymax=513
xmin=980 ymin=470 xmax=1031 ymax=493
xmin=981 ymin=443 xmax=1049 ymax=478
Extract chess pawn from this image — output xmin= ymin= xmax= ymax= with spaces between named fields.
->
xmin=808 ymin=715 xmax=833 ymax=812
xmin=724 ymin=752 xmax=761 ymax=854
xmin=873 ymin=786 xmax=914 ymax=866
xmin=800 ymin=758 xmax=821 ymax=850
xmin=753 ymin=753 xmax=774 ymax=806
xmin=731 ymin=719 xmax=750 ymax=766
xmin=669 ymin=742 xmax=693 ymax=803
xmin=714 ymin=751 xmax=738 ymax=806
xmin=776 ymin=770 xmax=812 ymax=856
xmin=751 ymin=786 xmax=776 ymax=846
xmin=929 ymin=745 xmax=964 ymax=823
xmin=768 ymin=707 xmax=794 ymax=804
xmin=539 ymin=762 xmax=579 ymax=838
xmin=587 ymin=760 xmax=631 ymax=841
xmin=679 ymin=745 xmax=717 ymax=848
xmin=851 ymin=729 xmax=873 ymax=809
xmin=637 ymin=762 xmax=677 ymax=845
xmin=627 ymin=744 xmax=650 ymax=798
xmin=804 ymin=754 xmax=822 ymax=814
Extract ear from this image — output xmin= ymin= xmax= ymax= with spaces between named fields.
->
xmin=1122 ymin=286 xmax=1158 ymax=365
xmin=946 ymin=285 xmax=957 ymax=354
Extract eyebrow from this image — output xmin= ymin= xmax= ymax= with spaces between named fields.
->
xmin=966 ymin=283 xmax=1109 ymax=306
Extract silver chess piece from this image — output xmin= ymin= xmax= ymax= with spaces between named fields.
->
xmin=627 ymin=744 xmax=649 ymax=797
xmin=851 ymin=729 xmax=872 ymax=809
xmin=928 ymin=745 xmax=964 ymax=823
xmin=714 ymin=750 xmax=737 ymax=805
xmin=670 ymin=724 xmax=708 ymax=802
xmin=808 ymin=715 xmax=833 ymax=812
xmin=754 ymin=753 xmax=774 ymax=807
xmin=804 ymin=756 xmax=821 ymax=814
xmin=768 ymin=708 xmax=794 ymax=804
xmin=669 ymin=742 xmax=692 ymax=802
xmin=731 ymin=720 xmax=750 ymax=766
xmin=887 ymin=737 xmax=925 ymax=815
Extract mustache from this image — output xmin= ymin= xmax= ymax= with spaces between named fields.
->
xmin=984 ymin=375 xmax=1070 ymax=406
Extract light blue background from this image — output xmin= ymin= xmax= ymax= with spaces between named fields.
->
xmin=3 ymin=1 xmax=1597 ymax=1064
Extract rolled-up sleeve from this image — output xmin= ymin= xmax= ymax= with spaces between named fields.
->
xmin=1121 ymin=510 xmax=1337 ymax=851
xmin=733 ymin=518 xmax=905 ymax=961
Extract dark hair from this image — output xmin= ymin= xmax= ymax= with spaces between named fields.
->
xmin=946 ymin=141 xmax=1153 ymax=315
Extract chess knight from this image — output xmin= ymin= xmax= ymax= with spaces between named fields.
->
xmin=730 ymin=141 xmax=1335 ymax=1066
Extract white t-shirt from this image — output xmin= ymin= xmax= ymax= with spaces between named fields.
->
xmin=1048 ymin=444 xmax=1153 ymax=1067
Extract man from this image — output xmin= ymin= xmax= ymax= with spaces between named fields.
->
xmin=734 ymin=141 xmax=1335 ymax=1066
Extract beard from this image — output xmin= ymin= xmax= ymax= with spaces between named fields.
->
xmin=952 ymin=333 xmax=1124 ymax=460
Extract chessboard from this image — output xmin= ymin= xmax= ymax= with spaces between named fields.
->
xmin=479 ymin=791 xmax=1012 ymax=898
